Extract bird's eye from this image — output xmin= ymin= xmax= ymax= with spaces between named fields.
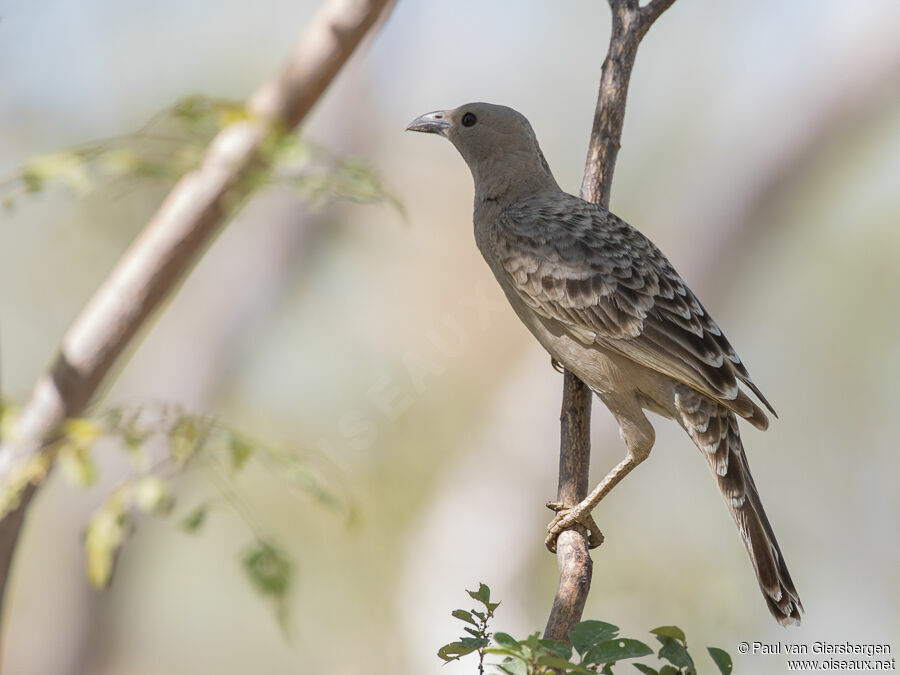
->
xmin=461 ymin=112 xmax=477 ymax=127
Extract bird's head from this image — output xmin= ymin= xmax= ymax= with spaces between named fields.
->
xmin=406 ymin=102 xmax=558 ymax=200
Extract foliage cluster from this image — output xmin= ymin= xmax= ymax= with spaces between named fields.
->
xmin=440 ymin=584 xmax=733 ymax=675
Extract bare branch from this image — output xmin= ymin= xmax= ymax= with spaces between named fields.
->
xmin=640 ymin=0 xmax=677 ymax=30
xmin=0 ymin=0 xmax=393 ymax=626
xmin=544 ymin=0 xmax=676 ymax=643
xmin=543 ymin=377 xmax=592 ymax=640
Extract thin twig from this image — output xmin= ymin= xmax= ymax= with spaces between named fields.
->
xmin=0 ymin=0 xmax=394 ymax=641
xmin=544 ymin=0 xmax=677 ymax=643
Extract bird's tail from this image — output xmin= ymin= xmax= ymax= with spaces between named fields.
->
xmin=674 ymin=385 xmax=803 ymax=625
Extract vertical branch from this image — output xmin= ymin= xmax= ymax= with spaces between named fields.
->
xmin=0 ymin=0 xmax=394 ymax=637
xmin=544 ymin=0 xmax=676 ymax=643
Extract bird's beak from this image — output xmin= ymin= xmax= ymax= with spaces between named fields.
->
xmin=406 ymin=110 xmax=451 ymax=136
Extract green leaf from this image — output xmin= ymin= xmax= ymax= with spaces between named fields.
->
xmin=707 ymin=647 xmax=733 ymax=675
xmin=241 ymin=541 xmax=291 ymax=598
xmin=57 ymin=418 xmax=104 ymax=487
xmin=483 ymin=648 xmax=525 ymax=659
xmin=277 ymin=462 xmax=346 ymax=515
xmin=58 ymin=442 xmax=99 ymax=487
xmin=524 ymin=632 xmax=543 ymax=656
xmin=633 ymin=664 xmax=659 ymax=675
xmin=650 ymin=626 xmax=686 ymax=643
xmin=62 ymin=418 xmax=104 ymax=445
xmin=22 ymin=151 xmax=92 ymax=196
xmin=493 ymin=632 xmax=521 ymax=650
xmin=570 ymin=621 xmax=620 ymax=654
xmin=169 ymin=417 xmax=204 ymax=465
xmin=658 ymin=666 xmax=679 ymax=675
xmin=0 ymin=452 xmax=53 ymax=519
xmin=133 ymin=476 xmax=173 ymax=515
xmin=2 ymin=93 xmax=403 ymax=216
xmin=657 ymin=637 xmax=694 ymax=670
xmin=537 ymin=655 xmax=592 ymax=672
xmin=540 ymin=638 xmax=573 ymax=660
xmin=467 ymin=582 xmax=491 ymax=605
xmin=463 ymin=627 xmax=480 ymax=637
xmin=583 ymin=638 xmax=654 ymax=665
xmin=180 ymin=504 xmax=208 ymax=533
xmin=228 ymin=433 xmax=254 ymax=470
xmin=84 ymin=491 xmax=129 ymax=588
xmin=452 ymin=609 xmax=477 ymax=626
xmin=496 ymin=659 xmax=528 ymax=675
xmin=437 ymin=641 xmax=479 ymax=662
xmin=121 ymin=430 xmax=149 ymax=467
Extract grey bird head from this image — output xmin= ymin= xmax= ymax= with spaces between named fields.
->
xmin=407 ymin=102 xmax=559 ymax=203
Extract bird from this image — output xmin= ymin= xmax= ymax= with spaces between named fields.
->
xmin=406 ymin=102 xmax=803 ymax=626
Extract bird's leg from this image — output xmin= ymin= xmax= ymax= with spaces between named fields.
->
xmin=545 ymin=456 xmax=639 ymax=552
xmin=545 ymin=399 xmax=655 ymax=553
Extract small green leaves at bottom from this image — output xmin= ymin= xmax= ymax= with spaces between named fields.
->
xmin=651 ymin=624 xmax=694 ymax=672
xmin=582 ymin=638 xmax=654 ymax=665
xmin=467 ymin=582 xmax=492 ymax=605
xmin=650 ymin=626 xmax=686 ymax=643
xmin=540 ymin=638 xmax=573 ymax=661
xmin=657 ymin=637 xmax=694 ymax=670
xmin=452 ymin=609 xmax=477 ymax=626
xmin=570 ymin=620 xmax=620 ymax=654
xmin=537 ymin=654 xmax=592 ymax=673
xmin=492 ymin=632 xmax=521 ymax=650
xmin=496 ymin=659 xmax=528 ymax=675
xmin=437 ymin=637 xmax=487 ymax=662
xmin=438 ymin=586 xmax=728 ymax=674
xmin=707 ymin=647 xmax=733 ymax=674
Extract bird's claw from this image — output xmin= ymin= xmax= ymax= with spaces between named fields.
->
xmin=550 ymin=357 xmax=565 ymax=374
xmin=544 ymin=501 xmax=604 ymax=552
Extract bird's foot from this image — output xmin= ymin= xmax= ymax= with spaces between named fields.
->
xmin=544 ymin=501 xmax=604 ymax=552
xmin=550 ymin=357 xmax=565 ymax=374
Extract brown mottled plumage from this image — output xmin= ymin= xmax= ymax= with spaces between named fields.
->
xmin=407 ymin=102 xmax=802 ymax=625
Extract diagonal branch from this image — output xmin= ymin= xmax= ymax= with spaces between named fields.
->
xmin=0 ymin=0 xmax=394 ymax=631
xmin=544 ymin=0 xmax=677 ymax=643
xmin=640 ymin=0 xmax=678 ymax=31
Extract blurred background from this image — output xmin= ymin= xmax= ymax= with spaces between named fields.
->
xmin=1 ymin=0 xmax=899 ymax=673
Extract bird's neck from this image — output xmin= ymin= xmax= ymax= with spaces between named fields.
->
xmin=471 ymin=149 xmax=560 ymax=214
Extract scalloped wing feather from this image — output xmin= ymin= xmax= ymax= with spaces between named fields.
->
xmin=490 ymin=193 xmax=774 ymax=428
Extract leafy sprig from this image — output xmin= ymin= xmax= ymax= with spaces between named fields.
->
xmin=0 ymin=94 xmax=402 ymax=215
xmin=438 ymin=583 xmax=500 ymax=674
xmin=0 ymin=399 xmax=349 ymax=631
xmin=439 ymin=584 xmax=733 ymax=675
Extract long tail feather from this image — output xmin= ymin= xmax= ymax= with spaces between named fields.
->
xmin=674 ymin=385 xmax=803 ymax=625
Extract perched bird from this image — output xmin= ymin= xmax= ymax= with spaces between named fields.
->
xmin=407 ymin=102 xmax=802 ymax=626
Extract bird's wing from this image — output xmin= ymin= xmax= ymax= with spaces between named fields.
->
xmin=490 ymin=193 xmax=774 ymax=426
